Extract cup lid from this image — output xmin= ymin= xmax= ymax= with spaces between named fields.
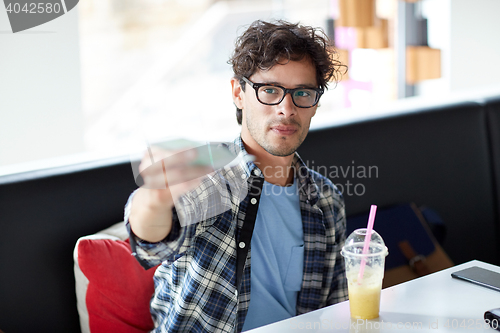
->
xmin=341 ymin=228 xmax=388 ymax=257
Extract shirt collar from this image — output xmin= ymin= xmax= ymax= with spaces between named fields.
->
xmin=232 ymin=136 xmax=320 ymax=205
xmin=292 ymin=151 xmax=320 ymax=205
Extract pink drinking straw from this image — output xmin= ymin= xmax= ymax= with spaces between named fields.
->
xmin=357 ymin=205 xmax=378 ymax=284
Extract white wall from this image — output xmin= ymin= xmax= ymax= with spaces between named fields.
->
xmin=0 ymin=6 xmax=84 ymax=167
xmin=449 ymin=0 xmax=500 ymax=91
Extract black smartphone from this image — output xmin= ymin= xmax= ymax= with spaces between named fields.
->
xmin=451 ymin=266 xmax=500 ymax=292
xmin=485 ymin=308 xmax=500 ymax=331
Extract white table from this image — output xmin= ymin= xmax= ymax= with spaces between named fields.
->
xmin=249 ymin=260 xmax=500 ymax=332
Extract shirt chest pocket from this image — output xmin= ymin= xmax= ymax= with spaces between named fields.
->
xmin=283 ymin=245 xmax=304 ymax=291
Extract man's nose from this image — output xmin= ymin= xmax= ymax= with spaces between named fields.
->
xmin=277 ymin=93 xmax=297 ymax=117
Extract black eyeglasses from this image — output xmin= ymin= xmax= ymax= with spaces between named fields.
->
xmin=241 ymin=77 xmax=324 ymax=108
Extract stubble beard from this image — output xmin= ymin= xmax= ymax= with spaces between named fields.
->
xmin=246 ymin=114 xmax=308 ymax=157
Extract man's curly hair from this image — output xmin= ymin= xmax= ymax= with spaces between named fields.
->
xmin=228 ymin=20 xmax=346 ymax=125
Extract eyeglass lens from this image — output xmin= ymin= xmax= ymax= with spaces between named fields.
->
xmin=257 ymin=86 xmax=318 ymax=107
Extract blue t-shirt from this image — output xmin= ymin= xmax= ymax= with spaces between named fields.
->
xmin=242 ymin=179 xmax=304 ymax=331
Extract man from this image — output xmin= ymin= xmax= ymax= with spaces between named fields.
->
xmin=126 ymin=20 xmax=348 ymax=332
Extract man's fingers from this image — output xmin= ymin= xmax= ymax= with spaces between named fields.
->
xmin=169 ymin=177 xmax=205 ymax=203
xmin=142 ymin=164 xmax=213 ymax=189
xmin=139 ymin=148 xmax=197 ymax=173
xmin=153 ymin=147 xmax=197 ymax=168
xmin=165 ymin=165 xmax=213 ymax=185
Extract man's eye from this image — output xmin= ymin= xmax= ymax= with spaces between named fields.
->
xmin=262 ymin=87 xmax=279 ymax=94
xmin=295 ymin=90 xmax=311 ymax=97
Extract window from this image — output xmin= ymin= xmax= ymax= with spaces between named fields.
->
xmin=2 ymin=0 xmax=499 ymax=175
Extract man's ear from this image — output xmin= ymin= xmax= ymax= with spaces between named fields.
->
xmin=231 ymin=77 xmax=244 ymax=109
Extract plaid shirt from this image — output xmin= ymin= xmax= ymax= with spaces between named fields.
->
xmin=125 ymin=137 xmax=348 ymax=333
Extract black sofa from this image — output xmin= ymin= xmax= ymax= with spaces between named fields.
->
xmin=1 ymin=93 xmax=500 ymax=332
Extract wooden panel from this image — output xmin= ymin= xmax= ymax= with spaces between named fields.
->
xmin=356 ymin=19 xmax=389 ymax=49
xmin=406 ymin=46 xmax=441 ymax=84
xmin=336 ymin=48 xmax=350 ymax=81
xmin=338 ymin=0 xmax=375 ymax=28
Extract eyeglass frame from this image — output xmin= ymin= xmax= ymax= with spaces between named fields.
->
xmin=240 ymin=76 xmax=324 ymax=108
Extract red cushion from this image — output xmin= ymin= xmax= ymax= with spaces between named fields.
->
xmin=78 ymin=238 xmax=158 ymax=333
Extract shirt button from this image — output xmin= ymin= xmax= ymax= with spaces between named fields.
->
xmin=250 ymin=198 xmax=257 ymax=205
xmin=241 ymin=173 xmax=246 ymax=179
xmin=239 ymin=242 xmax=246 ymax=248
xmin=253 ymin=169 xmax=261 ymax=176
xmin=235 ymin=290 xmax=238 ymax=297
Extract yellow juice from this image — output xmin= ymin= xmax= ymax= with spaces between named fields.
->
xmin=347 ymin=269 xmax=382 ymax=319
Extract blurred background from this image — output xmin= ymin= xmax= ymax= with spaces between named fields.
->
xmin=1 ymin=0 xmax=500 ymax=173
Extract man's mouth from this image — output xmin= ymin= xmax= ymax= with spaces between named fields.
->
xmin=270 ymin=124 xmax=298 ymax=136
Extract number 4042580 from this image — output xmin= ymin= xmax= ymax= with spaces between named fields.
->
xmin=5 ymin=3 xmax=62 ymax=14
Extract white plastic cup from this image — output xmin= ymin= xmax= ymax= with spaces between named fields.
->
xmin=341 ymin=228 xmax=388 ymax=319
